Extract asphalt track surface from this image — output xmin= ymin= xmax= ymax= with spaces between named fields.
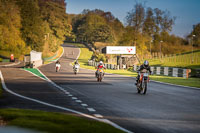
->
xmin=1 ymin=44 xmax=200 ymax=133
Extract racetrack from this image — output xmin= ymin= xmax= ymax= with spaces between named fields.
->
xmin=1 ymin=43 xmax=200 ymax=133
xmin=40 ymin=44 xmax=200 ymax=133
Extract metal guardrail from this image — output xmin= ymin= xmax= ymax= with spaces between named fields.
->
xmin=134 ymin=65 xmax=190 ymax=78
xmin=88 ymin=60 xmax=119 ymax=70
xmin=88 ymin=60 xmax=190 ymax=78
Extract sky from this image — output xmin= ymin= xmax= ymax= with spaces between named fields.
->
xmin=66 ymin=0 xmax=200 ymax=38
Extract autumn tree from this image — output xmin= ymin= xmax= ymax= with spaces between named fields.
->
xmin=0 ymin=0 xmax=27 ymax=54
xmin=123 ymin=2 xmax=177 ymax=55
xmin=39 ymin=0 xmax=72 ymax=52
xmin=17 ymin=0 xmax=45 ymax=52
xmin=188 ymin=23 xmax=200 ymax=47
xmin=74 ymin=13 xmax=114 ymax=44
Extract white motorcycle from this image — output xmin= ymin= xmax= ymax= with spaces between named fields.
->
xmin=55 ymin=63 xmax=61 ymax=72
xmin=73 ymin=64 xmax=80 ymax=75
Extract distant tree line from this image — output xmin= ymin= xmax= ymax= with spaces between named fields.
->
xmin=68 ymin=2 xmax=199 ymax=56
xmin=0 ymin=0 xmax=72 ymax=56
xmin=0 ymin=0 xmax=199 ymax=59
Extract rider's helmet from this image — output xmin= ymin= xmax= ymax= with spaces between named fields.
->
xmin=99 ymin=61 xmax=103 ymax=65
xmin=143 ymin=60 xmax=149 ymax=67
xmin=56 ymin=60 xmax=60 ymax=64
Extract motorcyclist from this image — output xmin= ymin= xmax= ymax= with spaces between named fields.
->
xmin=55 ymin=60 xmax=61 ymax=71
xmin=73 ymin=60 xmax=80 ymax=68
xmin=135 ymin=60 xmax=152 ymax=85
xmin=95 ymin=61 xmax=106 ymax=77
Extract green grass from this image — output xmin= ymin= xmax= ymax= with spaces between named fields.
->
xmin=145 ymin=50 xmax=200 ymax=69
xmin=0 ymin=109 xmax=124 ymax=133
xmin=43 ymin=46 xmax=64 ymax=64
xmin=149 ymin=75 xmax=200 ymax=88
xmin=23 ymin=68 xmax=47 ymax=80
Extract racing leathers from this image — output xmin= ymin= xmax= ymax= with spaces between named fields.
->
xmin=135 ymin=64 xmax=152 ymax=85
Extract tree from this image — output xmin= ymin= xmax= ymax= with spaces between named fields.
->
xmin=124 ymin=2 xmax=176 ymax=55
xmin=126 ymin=2 xmax=145 ymax=33
xmin=75 ymin=13 xmax=113 ymax=44
xmin=143 ymin=7 xmax=156 ymax=36
xmin=39 ymin=0 xmax=73 ymax=52
xmin=188 ymin=23 xmax=200 ymax=47
xmin=0 ymin=0 xmax=27 ymax=54
xmin=18 ymin=0 xmax=45 ymax=52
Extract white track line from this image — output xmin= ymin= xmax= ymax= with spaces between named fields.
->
xmin=0 ymin=70 xmax=132 ymax=133
xmin=94 ymin=114 xmax=103 ymax=118
xmin=75 ymin=100 xmax=82 ymax=103
xmin=72 ymin=97 xmax=78 ymax=100
xmin=87 ymin=108 xmax=96 ymax=112
xmin=76 ymin=47 xmax=81 ymax=60
xmin=0 ymin=62 xmax=21 ymax=67
xmin=81 ymin=104 xmax=88 ymax=107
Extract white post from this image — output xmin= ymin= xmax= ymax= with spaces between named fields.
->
xmin=150 ymin=67 xmax=154 ymax=74
xmin=156 ymin=67 xmax=161 ymax=75
xmin=172 ymin=68 xmax=178 ymax=77
xmin=164 ymin=67 xmax=169 ymax=76
xmin=183 ymin=69 xmax=187 ymax=78
xmin=134 ymin=65 xmax=137 ymax=71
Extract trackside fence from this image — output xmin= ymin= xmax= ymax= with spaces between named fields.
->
xmin=133 ymin=65 xmax=191 ymax=78
xmin=88 ymin=60 xmax=191 ymax=78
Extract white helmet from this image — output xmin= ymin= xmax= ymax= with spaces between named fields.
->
xmin=99 ymin=61 xmax=103 ymax=65
xmin=143 ymin=60 xmax=149 ymax=67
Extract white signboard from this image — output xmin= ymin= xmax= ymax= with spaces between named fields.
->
xmin=30 ymin=50 xmax=42 ymax=62
xmin=106 ymin=46 xmax=136 ymax=54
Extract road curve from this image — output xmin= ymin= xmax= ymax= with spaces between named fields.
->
xmin=39 ymin=44 xmax=200 ymax=133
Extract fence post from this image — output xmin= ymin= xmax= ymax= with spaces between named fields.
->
xmin=164 ymin=67 xmax=169 ymax=76
xmin=172 ymin=68 xmax=178 ymax=77
xmin=150 ymin=67 xmax=154 ymax=75
xmin=183 ymin=69 xmax=187 ymax=78
xmin=156 ymin=67 xmax=161 ymax=75
xmin=111 ymin=64 xmax=114 ymax=69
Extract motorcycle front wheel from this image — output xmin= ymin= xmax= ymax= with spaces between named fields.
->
xmin=143 ymin=81 xmax=147 ymax=94
xmin=137 ymin=82 xmax=141 ymax=93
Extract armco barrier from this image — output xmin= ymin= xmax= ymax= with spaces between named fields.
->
xmin=88 ymin=60 xmax=119 ymax=70
xmin=136 ymin=65 xmax=190 ymax=78
xmin=88 ymin=60 xmax=190 ymax=78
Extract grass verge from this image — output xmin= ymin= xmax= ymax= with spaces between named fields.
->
xmin=23 ymin=68 xmax=47 ymax=80
xmin=144 ymin=50 xmax=200 ymax=69
xmin=43 ymin=46 xmax=64 ymax=64
xmin=0 ymin=108 xmax=124 ymax=133
xmin=65 ymin=42 xmax=200 ymax=88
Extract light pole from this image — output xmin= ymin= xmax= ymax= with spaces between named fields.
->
xmin=192 ymin=35 xmax=196 ymax=63
xmin=160 ymin=40 xmax=163 ymax=60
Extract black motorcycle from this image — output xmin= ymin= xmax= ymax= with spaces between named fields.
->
xmin=137 ymin=72 xmax=149 ymax=94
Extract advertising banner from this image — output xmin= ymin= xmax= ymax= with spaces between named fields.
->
xmin=106 ymin=46 xmax=136 ymax=54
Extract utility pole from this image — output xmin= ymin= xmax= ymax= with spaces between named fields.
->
xmin=192 ymin=35 xmax=196 ymax=63
xmin=150 ymin=39 xmax=153 ymax=56
xmin=160 ymin=40 xmax=163 ymax=60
